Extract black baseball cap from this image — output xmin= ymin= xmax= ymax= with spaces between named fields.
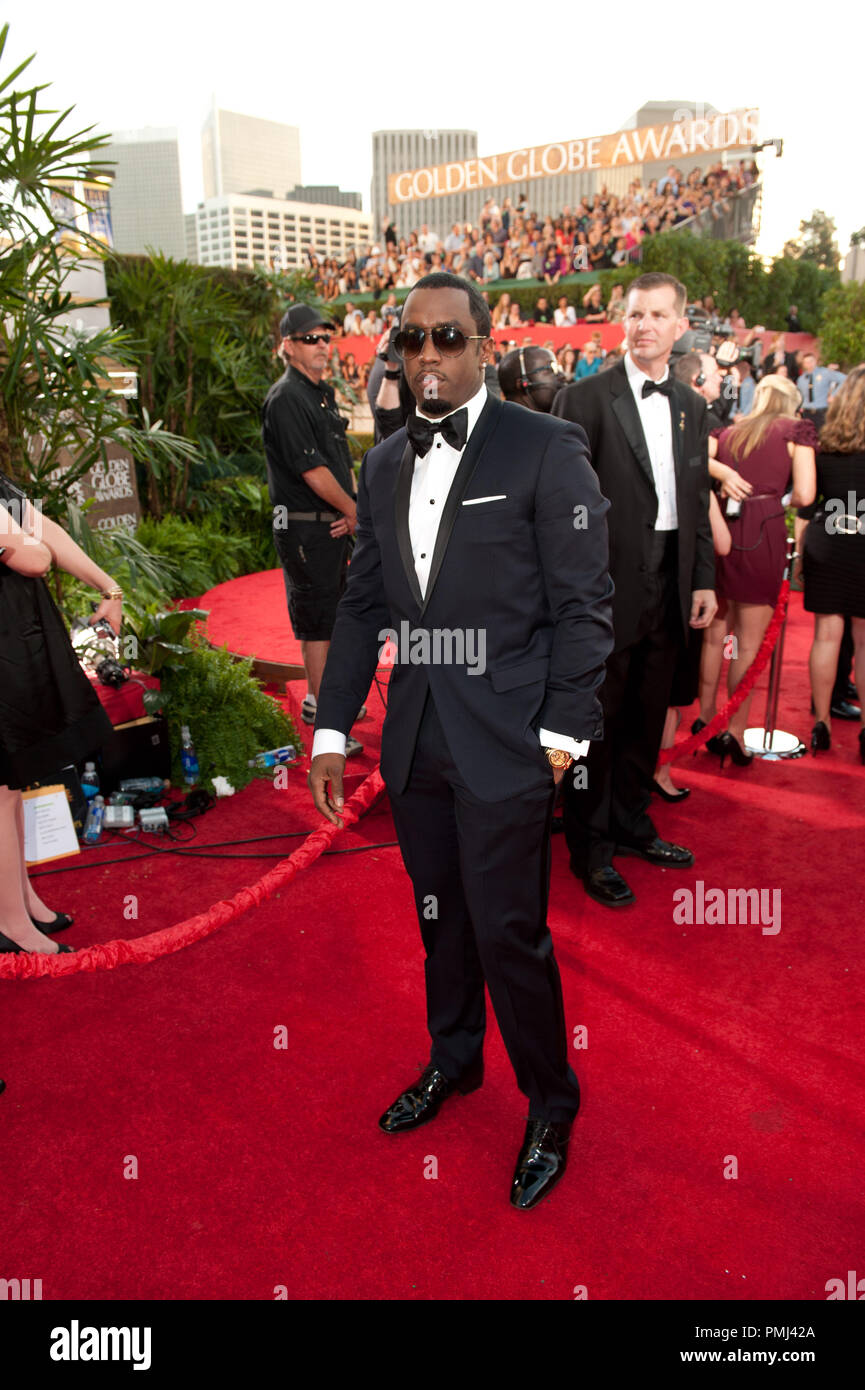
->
xmin=279 ymin=303 xmax=337 ymax=338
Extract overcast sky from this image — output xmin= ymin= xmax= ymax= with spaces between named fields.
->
xmin=4 ymin=6 xmax=861 ymax=260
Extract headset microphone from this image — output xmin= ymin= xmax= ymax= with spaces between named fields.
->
xmin=517 ymin=346 xmax=531 ymax=390
xmin=518 ymin=346 xmax=560 ymax=392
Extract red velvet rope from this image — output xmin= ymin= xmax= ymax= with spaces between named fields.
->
xmin=0 ymin=768 xmax=386 ymax=980
xmin=2 ymin=584 xmax=792 ymax=976
xmin=657 ymin=579 xmax=791 ymax=764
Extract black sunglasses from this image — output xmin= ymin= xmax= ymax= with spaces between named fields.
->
xmin=393 ymin=324 xmax=487 ymax=359
xmin=292 ymin=333 xmax=331 ymax=345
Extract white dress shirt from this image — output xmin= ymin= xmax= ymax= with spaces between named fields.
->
xmin=624 ymin=351 xmax=678 ymax=531
xmin=312 ymin=381 xmax=588 ymax=761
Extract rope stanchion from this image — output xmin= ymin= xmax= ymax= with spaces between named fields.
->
xmin=658 ymin=579 xmax=791 ymax=764
xmin=0 ymin=767 xmax=386 ymax=980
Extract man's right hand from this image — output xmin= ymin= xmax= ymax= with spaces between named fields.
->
xmin=308 ymin=753 xmax=347 ymax=827
xmin=329 ymin=511 xmax=357 ymax=538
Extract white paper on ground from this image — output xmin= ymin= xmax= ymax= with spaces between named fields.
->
xmin=22 ymin=785 xmax=81 ymax=865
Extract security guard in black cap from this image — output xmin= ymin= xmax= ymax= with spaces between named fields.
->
xmin=262 ymin=303 xmax=364 ymax=752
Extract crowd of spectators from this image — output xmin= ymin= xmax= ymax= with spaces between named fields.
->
xmin=326 ymin=292 xmax=827 ymax=437
xmin=309 ymin=160 xmax=758 ymax=302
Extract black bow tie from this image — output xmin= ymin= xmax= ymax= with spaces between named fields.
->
xmin=406 ymin=408 xmax=469 ymax=456
xmin=642 ymin=378 xmax=674 ymax=399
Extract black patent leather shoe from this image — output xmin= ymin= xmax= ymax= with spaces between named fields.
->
xmin=811 ymin=720 xmax=831 ymax=755
xmin=618 ymin=837 xmax=695 ymax=867
xmin=716 ymin=731 xmax=753 ymax=768
xmin=831 ymin=700 xmax=862 ymax=721
xmin=651 ymin=778 xmax=690 ymax=803
xmin=510 ymin=1118 xmax=573 ymax=1211
xmin=577 ymin=864 xmax=635 ymax=907
xmin=691 ymin=717 xmax=725 ymax=756
xmin=29 ymin=911 xmax=73 ymax=934
xmin=379 ymin=1059 xmax=483 ymax=1133
xmin=0 ymin=931 xmax=75 ymax=954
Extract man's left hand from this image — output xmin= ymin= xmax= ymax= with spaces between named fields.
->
xmin=690 ymin=589 xmax=718 ymax=628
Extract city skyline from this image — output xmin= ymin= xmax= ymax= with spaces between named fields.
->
xmin=4 ymin=7 xmax=861 ymax=262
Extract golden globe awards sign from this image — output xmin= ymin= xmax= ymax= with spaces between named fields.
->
xmin=64 ymin=442 xmax=142 ymax=532
xmin=388 ymin=108 xmax=759 ymax=204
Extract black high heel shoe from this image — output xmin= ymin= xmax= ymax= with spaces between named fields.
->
xmin=810 ymin=721 xmax=831 ymax=755
xmin=0 ymin=930 xmax=75 ymax=955
xmin=717 ymin=731 xmax=753 ymax=768
xmin=691 ymin=717 xmax=725 ymax=756
xmin=651 ymin=778 xmax=691 ymax=802
xmin=28 ymin=911 xmax=73 ymax=934
xmin=859 ymin=728 xmax=865 ymax=765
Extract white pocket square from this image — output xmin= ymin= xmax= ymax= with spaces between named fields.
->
xmin=462 ymin=495 xmax=507 ymax=505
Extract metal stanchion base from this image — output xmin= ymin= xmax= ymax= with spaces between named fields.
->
xmin=744 ymin=727 xmax=807 ymax=760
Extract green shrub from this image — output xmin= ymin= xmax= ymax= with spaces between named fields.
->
xmin=161 ymin=638 xmax=301 ymax=793
xmin=135 ymin=514 xmax=260 ymax=598
xmin=816 ymin=282 xmax=865 ymax=369
xmin=348 ymin=432 xmax=375 ymax=462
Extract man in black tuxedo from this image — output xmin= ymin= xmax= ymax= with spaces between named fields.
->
xmin=552 ymin=272 xmax=717 ymax=908
xmin=308 ymin=272 xmax=613 ymax=1210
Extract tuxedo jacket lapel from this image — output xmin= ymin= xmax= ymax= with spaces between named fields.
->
xmin=420 ymin=393 xmax=500 ymax=618
xmin=670 ymin=379 xmax=687 ymax=485
xmin=394 ymin=438 xmax=424 ymax=610
xmin=609 ymin=365 xmax=656 ymax=494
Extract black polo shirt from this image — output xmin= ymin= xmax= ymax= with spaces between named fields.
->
xmin=261 ymin=366 xmax=354 ymax=514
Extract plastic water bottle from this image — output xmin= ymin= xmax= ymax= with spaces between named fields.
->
xmin=83 ymin=795 xmax=106 ymax=845
xmin=248 ymin=746 xmax=298 ymax=769
xmin=81 ymin=761 xmax=100 ymax=800
xmin=180 ymin=725 xmax=200 ymax=786
xmin=119 ymin=777 xmax=169 ymax=794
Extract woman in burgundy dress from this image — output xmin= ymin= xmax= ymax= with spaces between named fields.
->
xmin=697 ymin=375 xmax=817 ymax=763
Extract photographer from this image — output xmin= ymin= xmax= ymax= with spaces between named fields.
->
xmin=368 ymin=318 xmax=414 ymax=443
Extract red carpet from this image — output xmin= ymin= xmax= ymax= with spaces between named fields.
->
xmin=2 ymin=585 xmax=864 ymax=1300
xmin=202 ymin=570 xmax=305 ymax=666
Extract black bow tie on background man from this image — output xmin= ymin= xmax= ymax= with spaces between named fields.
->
xmin=406 ymin=408 xmax=469 ymax=456
xmin=641 ymin=378 xmax=675 ymax=399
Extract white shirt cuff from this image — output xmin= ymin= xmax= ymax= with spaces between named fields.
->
xmin=311 ymin=728 xmax=347 ymax=759
xmin=539 ymin=729 xmax=590 ymax=759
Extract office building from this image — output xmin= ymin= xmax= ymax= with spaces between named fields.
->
xmin=99 ymin=128 xmax=186 ymax=260
xmin=289 ymin=185 xmax=362 ymax=211
xmin=184 ymin=213 xmax=198 ymax=264
xmin=372 ymin=130 xmax=478 ymax=240
xmin=203 ymin=106 xmax=302 ymax=200
xmin=194 ymin=193 xmax=372 ymax=272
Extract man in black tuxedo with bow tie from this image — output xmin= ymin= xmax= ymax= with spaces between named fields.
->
xmin=308 ymin=272 xmax=614 ymax=1210
xmin=552 ymin=272 xmax=717 ymax=908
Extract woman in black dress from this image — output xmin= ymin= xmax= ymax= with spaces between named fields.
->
xmin=1 ymin=472 xmax=120 ymax=954
xmin=795 ymin=365 xmax=865 ymax=760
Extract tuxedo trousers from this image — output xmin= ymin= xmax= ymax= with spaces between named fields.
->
xmin=386 ymin=690 xmax=581 ymax=1123
xmin=563 ymin=529 xmax=683 ymax=874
